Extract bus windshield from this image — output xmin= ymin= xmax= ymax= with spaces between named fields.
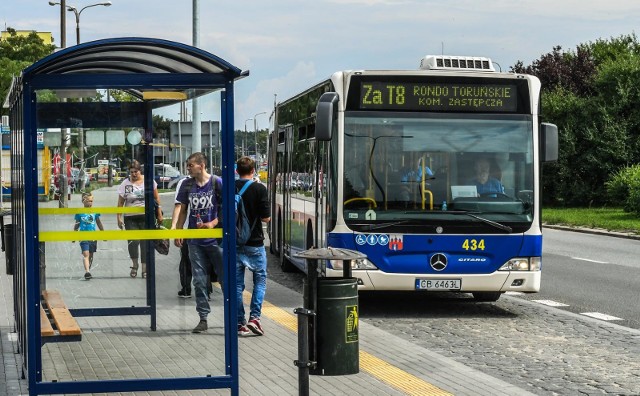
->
xmin=342 ymin=112 xmax=534 ymax=233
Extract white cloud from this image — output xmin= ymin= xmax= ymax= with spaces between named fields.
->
xmin=4 ymin=0 xmax=640 ymax=129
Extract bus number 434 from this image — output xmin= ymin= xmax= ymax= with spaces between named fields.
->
xmin=462 ymin=239 xmax=485 ymax=251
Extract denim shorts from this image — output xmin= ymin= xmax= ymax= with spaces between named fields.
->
xmin=79 ymin=240 xmax=97 ymax=253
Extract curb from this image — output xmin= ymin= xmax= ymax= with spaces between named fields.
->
xmin=543 ymin=223 xmax=640 ymax=240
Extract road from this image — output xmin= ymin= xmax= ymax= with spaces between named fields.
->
xmin=264 ymin=228 xmax=640 ymax=396
xmin=520 ymin=227 xmax=640 ymax=330
xmin=159 ymin=190 xmax=640 ymax=394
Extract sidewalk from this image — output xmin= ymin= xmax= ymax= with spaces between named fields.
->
xmin=0 ymin=187 xmax=534 ymax=395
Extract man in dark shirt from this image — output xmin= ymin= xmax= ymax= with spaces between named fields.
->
xmin=235 ymin=156 xmax=271 ymax=336
xmin=173 ymin=152 xmax=223 ymax=334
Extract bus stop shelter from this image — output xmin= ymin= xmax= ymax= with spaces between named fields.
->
xmin=6 ymin=37 xmax=246 ymax=395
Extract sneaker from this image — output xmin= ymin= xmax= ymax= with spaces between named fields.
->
xmin=237 ymin=324 xmax=251 ymax=337
xmin=247 ymin=317 xmax=264 ymax=336
xmin=178 ymin=289 xmax=192 ymax=299
xmin=84 ymin=272 xmax=92 ymax=280
xmin=192 ymin=320 xmax=208 ymax=333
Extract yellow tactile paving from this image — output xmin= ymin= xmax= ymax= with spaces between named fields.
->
xmin=245 ymin=292 xmax=453 ymax=396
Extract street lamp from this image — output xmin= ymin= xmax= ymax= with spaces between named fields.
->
xmin=244 ymin=118 xmax=253 ymax=158
xmin=253 ymin=111 xmax=267 ymax=161
xmin=49 ymin=1 xmax=112 ymax=45
xmin=49 ymin=0 xmax=111 ymax=194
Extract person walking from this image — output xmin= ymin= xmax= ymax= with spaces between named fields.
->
xmin=172 ymin=152 xmax=223 ymax=333
xmin=172 ymin=173 xmax=216 ymax=299
xmin=235 ymin=156 xmax=271 ymax=337
xmin=73 ymin=192 xmax=104 ymax=280
xmin=116 ymin=160 xmax=163 ymax=278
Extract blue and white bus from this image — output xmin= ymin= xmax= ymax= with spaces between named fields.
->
xmin=268 ymin=55 xmax=558 ymax=301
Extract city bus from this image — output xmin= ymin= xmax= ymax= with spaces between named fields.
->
xmin=267 ymin=55 xmax=558 ymax=301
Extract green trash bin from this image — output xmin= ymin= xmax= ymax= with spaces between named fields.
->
xmin=311 ymin=277 xmax=359 ymax=376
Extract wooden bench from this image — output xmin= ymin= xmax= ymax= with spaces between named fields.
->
xmin=41 ymin=290 xmax=82 ymax=344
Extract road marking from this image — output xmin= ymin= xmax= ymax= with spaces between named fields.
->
xmin=580 ymin=312 xmax=623 ymax=321
xmin=505 ymin=291 xmax=525 ymax=296
xmin=571 ymin=257 xmax=608 ymax=264
xmin=252 ymin=293 xmax=453 ymax=396
xmin=532 ymin=299 xmax=569 ymax=307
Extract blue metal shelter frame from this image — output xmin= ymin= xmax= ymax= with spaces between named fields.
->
xmin=7 ymin=37 xmax=246 ymax=395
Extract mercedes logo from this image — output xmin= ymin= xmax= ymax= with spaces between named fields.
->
xmin=430 ymin=253 xmax=447 ymax=271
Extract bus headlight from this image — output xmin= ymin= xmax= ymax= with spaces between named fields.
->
xmin=498 ymin=257 xmax=541 ymax=271
xmin=330 ymin=258 xmax=378 ymax=270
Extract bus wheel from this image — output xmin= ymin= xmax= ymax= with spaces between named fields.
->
xmin=472 ymin=292 xmax=502 ymax=302
xmin=280 ymin=249 xmax=296 ymax=273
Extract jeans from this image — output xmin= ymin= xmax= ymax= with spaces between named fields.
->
xmin=188 ymin=243 xmax=223 ymax=320
xmin=236 ymin=245 xmax=267 ymax=324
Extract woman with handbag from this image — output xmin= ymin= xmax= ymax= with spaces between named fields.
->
xmin=116 ymin=160 xmax=163 ymax=278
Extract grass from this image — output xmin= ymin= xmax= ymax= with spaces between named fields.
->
xmin=543 ymin=207 xmax=640 ymax=234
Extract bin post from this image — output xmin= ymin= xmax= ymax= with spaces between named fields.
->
xmin=293 ymin=307 xmax=315 ymax=396
xmin=294 ymin=247 xmax=366 ymax=385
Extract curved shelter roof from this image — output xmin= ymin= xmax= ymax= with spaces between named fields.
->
xmin=9 ymin=37 xmax=247 ymax=106
xmin=24 ymin=37 xmax=244 ymax=76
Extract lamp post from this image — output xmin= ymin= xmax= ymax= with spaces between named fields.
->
xmin=48 ymin=1 xmax=112 ymax=45
xmin=244 ymin=118 xmax=253 ymax=158
xmin=67 ymin=2 xmax=112 ymax=45
xmin=253 ymin=111 xmax=267 ymax=161
xmin=49 ymin=0 xmax=111 ymax=194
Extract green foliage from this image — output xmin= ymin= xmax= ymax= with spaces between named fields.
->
xmin=0 ymin=28 xmax=55 ymax=115
xmin=153 ymin=115 xmax=171 ymax=139
xmin=108 ymin=89 xmax=140 ymax=103
xmin=606 ymin=165 xmax=640 ymax=215
xmin=516 ymin=34 xmax=640 ymax=207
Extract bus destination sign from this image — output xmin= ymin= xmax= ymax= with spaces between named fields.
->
xmin=359 ymin=81 xmax=519 ymax=112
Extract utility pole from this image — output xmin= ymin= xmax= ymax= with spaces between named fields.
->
xmin=191 ymin=0 xmax=202 ymax=154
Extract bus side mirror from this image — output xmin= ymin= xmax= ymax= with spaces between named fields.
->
xmin=315 ymin=92 xmax=339 ymax=141
xmin=540 ymin=123 xmax=558 ymax=162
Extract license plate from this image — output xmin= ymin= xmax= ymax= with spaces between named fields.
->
xmin=415 ymin=279 xmax=461 ymax=290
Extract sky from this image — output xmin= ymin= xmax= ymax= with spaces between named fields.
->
xmin=3 ymin=0 xmax=640 ymax=131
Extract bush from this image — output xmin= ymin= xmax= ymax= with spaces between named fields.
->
xmin=606 ymin=164 xmax=640 ymax=214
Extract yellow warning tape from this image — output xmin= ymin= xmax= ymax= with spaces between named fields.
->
xmin=250 ymin=295 xmax=452 ymax=396
xmin=38 ymin=207 xmax=144 ymax=215
xmin=39 ymin=228 xmax=223 ymax=242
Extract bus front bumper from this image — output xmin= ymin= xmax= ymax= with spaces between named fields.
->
xmin=324 ymin=268 xmax=541 ymax=293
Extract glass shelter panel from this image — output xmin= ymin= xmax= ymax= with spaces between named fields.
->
xmin=34 ymin=88 xmax=227 ymax=381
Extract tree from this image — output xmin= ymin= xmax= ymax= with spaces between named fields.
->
xmin=0 ymin=28 xmax=55 ymax=116
xmin=513 ymin=34 xmax=640 ymax=206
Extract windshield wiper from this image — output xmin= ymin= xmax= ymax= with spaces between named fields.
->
xmin=360 ymin=220 xmax=413 ymax=231
xmin=451 ymin=211 xmax=513 ymax=233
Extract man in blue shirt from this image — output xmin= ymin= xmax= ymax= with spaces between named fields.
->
xmin=471 ymin=157 xmax=504 ymax=196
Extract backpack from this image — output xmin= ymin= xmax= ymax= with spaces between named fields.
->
xmin=235 ymin=180 xmax=255 ymax=246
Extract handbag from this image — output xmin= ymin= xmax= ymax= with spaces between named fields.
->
xmin=154 ymin=224 xmax=170 ymax=255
